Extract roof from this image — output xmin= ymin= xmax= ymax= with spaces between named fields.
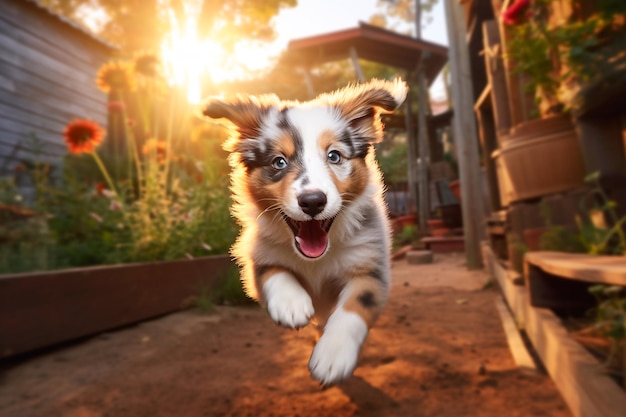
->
xmin=25 ymin=0 xmax=117 ymax=50
xmin=286 ymin=22 xmax=448 ymax=85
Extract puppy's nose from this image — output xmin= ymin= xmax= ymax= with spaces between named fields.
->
xmin=298 ymin=191 xmax=327 ymax=217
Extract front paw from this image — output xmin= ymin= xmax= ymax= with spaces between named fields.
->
xmin=308 ymin=311 xmax=368 ymax=386
xmin=308 ymin=333 xmax=360 ymax=386
xmin=264 ymin=273 xmax=314 ymax=329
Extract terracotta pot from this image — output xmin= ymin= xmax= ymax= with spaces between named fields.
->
xmin=430 ymin=226 xmax=452 ymax=237
xmin=448 ymin=180 xmax=461 ymax=203
xmin=396 ymin=214 xmax=417 ymax=227
xmin=427 ymin=219 xmax=445 ymax=229
xmin=523 ymin=227 xmax=550 ymax=251
xmin=427 ymin=218 xmax=451 ymax=237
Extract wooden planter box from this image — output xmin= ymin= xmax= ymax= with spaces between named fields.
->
xmin=482 ymin=243 xmax=626 ymax=417
xmin=0 ymin=255 xmax=234 ymax=358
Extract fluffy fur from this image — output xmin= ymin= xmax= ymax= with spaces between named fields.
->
xmin=201 ymin=79 xmax=407 ymax=385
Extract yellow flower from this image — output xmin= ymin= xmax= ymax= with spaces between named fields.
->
xmin=142 ymin=138 xmax=170 ymax=163
xmin=96 ymin=61 xmax=136 ymax=93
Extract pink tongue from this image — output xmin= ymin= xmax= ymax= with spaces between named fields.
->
xmin=297 ymin=221 xmax=328 ymax=258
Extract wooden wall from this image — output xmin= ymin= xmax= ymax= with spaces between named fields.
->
xmin=0 ymin=0 xmax=113 ymax=178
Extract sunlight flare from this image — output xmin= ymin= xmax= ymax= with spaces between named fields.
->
xmin=160 ymin=2 xmax=277 ymax=103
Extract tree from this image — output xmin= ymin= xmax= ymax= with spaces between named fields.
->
xmin=221 ymin=50 xmax=403 ymax=101
xmin=38 ymin=0 xmax=296 ymax=53
xmin=370 ymin=0 xmax=439 ymax=34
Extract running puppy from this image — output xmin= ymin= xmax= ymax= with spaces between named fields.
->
xmin=200 ymin=79 xmax=407 ymax=385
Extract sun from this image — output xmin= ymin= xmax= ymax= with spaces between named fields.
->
xmin=160 ymin=9 xmax=277 ymax=103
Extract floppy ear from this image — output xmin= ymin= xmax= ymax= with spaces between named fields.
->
xmin=326 ymin=78 xmax=408 ymax=126
xmin=199 ymin=95 xmax=280 ymax=152
xmin=320 ymin=79 xmax=407 ymax=149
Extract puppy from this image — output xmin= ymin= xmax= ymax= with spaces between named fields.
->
xmin=201 ymin=79 xmax=407 ymax=385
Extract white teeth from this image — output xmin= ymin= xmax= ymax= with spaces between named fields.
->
xmin=295 ymin=236 xmax=303 ymax=245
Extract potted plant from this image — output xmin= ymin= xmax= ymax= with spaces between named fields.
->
xmin=492 ymin=0 xmax=626 ymax=205
xmin=504 ymin=0 xmax=626 ymax=118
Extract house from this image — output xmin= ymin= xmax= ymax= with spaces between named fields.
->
xmin=0 ymin=0 xmax=114 ymax=183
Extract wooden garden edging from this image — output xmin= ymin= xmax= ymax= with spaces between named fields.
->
xmin=0 ymin=255 xmax=233 ymax=359
xmin=482 ymin=243 xmax=626 ymax=417
xmin=525 ymin=251 xmax=626 ymax=310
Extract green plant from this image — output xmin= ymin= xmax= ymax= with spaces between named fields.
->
xmin=0 ymin=55 xmax=238 ymax=273
xmin=191 ymin=286 xmax=217 ymax=313
xmin=539 ymin=172 xmax=626 ymax=255
xmin=210 ymin=266 xmax=254 ymax=306
xmin=0 ymin=180 xmax=51 ymax=274
xmin=505 ymin=0 xmax=626 ymax=114
xmin=185 ymin=266 xmax=253 ymax=313
xmin=393 ymin=224 xmax=419 ymax=252
xmin=588 ymin=284 xmax=626 ymax=370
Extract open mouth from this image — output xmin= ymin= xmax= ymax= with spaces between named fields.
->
xmin=283 ymin=215 xmax=336 ymax=259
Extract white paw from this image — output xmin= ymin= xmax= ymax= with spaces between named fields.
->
xmin=263 ymin=272 xmax=314 ymax=329
xmin=308 ymin=310 xmax=368 ymax=386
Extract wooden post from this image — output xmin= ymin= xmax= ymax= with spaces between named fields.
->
xmin=415 ymin=0 xmax=431 ymax=233
xmin=404 ymin=78 xmax=419 ymax=216
xmin=483 ymin=20 xmax=512 ymax=136
xmin=300 ymin=67 xmax=316 ymax=99
xmin=444 ymin=0 xmax=486 ymax=269
xmin=416 ymin=62 xmax=431 ymax=234
xmin=349 ymin=47 xmax=365 ymax=83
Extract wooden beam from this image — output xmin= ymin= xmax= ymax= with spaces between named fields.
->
xmin=474 ymin=84 xmax=503 ymax=212
xmin=444 ymin=0 xmax=486 ymax=269
xmin=482 ymin=20 xmax=512 ymax=135
xmin=493 ymin=295 xmax=537 ymax=372
xmin=484 ymin=243 xmax=626 ymax=417
xmin=525 ymin=251 xmax=626 ymax=285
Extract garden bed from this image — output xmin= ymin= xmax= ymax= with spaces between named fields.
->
xmin=0 ymin=255 xmax=233 ymax=358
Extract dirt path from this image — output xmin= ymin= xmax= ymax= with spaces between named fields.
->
xmin=0 ymin=253 xmax=573 ymax=417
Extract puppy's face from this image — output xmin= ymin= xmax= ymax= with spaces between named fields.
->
xmin=201 ymin=79 xmax=407 ymax=259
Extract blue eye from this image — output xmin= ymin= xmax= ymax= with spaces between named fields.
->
xmin=327 ymin=150 xmax=342 ymax=164
xmin=271 ymin=156 xmax=288 ymax=170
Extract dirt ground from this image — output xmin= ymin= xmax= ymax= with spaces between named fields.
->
xmin=0 ymin=253 xmax=574 ymax=417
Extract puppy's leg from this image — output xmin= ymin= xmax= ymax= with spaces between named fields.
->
xmin=257 ymin=266 xmax=314 ymax=329
xmin=308 ymin=273 xmax=388 ymax=385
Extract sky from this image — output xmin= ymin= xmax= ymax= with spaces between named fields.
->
xmin=272 ymin=0 xmax=449 ymax=49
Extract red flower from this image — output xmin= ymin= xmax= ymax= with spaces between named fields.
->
xmin=63 ymin=119 xmax=105 ymax=154
xmin=96 ymin=181 xmax=106 ymax=196
xmin=503 ymin=0 xmax=531 ymax=25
